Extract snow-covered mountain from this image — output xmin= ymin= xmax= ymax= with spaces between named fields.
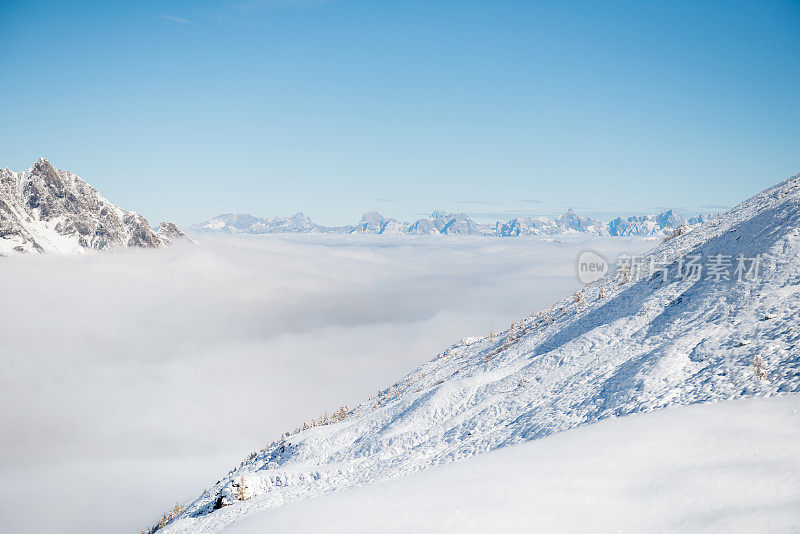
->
xmin=607 ymin=208 xmax=684 ymax=236
xmin=193 ymin=207 xmax=708 ymax=238
xmin=0 ymin=158 xmax=184 ymax=255
xmin=156 ymin=222 xmax=192 ymax=245
xmin=498 ymin=215 xmax=561 ymax=236
xmin=193 ymin=213 xmax=326 ymax=234
xmin=151 ymin=172 xmax=800 ymax=533
xmin=499 ymin=208 xmax=609 ymax=236
xmin=349 ymin=211 xmax=406 ymax=235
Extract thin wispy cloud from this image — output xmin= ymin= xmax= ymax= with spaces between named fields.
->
xmin=159 ymin=14 xmax=192 ymax=24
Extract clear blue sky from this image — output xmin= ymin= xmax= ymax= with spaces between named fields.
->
xmin=1 ymin=0 xmax=798 ymax=226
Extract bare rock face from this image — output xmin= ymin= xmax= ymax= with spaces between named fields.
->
xmin=0 ymin=158 xmax=180 ymax=255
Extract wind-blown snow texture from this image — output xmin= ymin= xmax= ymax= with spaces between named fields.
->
xmin=0 ymin=158 xmax=183 ymax=255
xmin=193 ymin=208 xmax=713 ymax=238
xmin=158 ymin=173 xmax=800 ymax=533
xmin=226 ymin=395 xmax=800 ymax=534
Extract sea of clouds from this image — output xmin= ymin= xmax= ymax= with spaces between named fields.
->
xmin=0 ymin=233 xmax=655 ymax=533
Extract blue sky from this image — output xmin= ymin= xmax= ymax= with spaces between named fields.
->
xmin=1 ymin=0 xmax=798 ymax=226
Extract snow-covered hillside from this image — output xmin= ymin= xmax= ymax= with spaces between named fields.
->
xmin=0 ymin=158 xmax=185 ymax=255
xmin=154 ymin=171 xmax=800 ymax=533
xmin=193 ymin=207 xmax=709 ymax=238
xmin=225 ymin=395 xmax=800 ymax=534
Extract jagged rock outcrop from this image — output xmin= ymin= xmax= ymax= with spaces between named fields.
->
xmin=0 ymin=158 xmax=182 ymax=255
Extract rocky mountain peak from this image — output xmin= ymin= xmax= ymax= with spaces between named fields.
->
xmin=157 ymin=221 xmax=193 ymax=244
xmin=360 ymin=211 xmax=385 ymax=224
xmin=0 ymin=159 xmax=183 ymax=255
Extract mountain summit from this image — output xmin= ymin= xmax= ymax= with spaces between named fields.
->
xmin=0 ymin=159 xmax=184 ymax=255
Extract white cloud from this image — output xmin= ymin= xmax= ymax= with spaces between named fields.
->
xmin=0 ymin=234 xmax=654 ymax=533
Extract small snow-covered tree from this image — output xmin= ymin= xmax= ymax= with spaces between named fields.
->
xmin=598 ymin=286 xmax=607 ymax=299
xmin=332 ymin=405 xmax=349 ymax=422
xmin=753 ymin=355 xmax=767 ymax=380
xmin=155 ymin=502 xmax=184 ymax=530
xmin=618 ymin=265 xmax=630 ymax=285
xmin=237 ymin=476 xmax=249 ymax=501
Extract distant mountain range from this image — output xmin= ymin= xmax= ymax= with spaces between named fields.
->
xmin=0 ymin=157 xmax=718 ymax=257
xmin=0 ymin=159 xmax=187 ymax=255
xmin=192 ymin=208 xmax=717 ymax=238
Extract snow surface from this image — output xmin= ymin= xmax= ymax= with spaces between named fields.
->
xmin=225 ymin=395 xmax=800 ymax=534
xmin=157 ymin=172 xmax=800 ymax=533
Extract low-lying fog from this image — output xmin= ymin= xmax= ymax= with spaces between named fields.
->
xmin=0 ymin=233 xmax=655 ymax=533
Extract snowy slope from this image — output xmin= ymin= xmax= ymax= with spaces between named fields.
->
xmin=225 ymin=395 xmax=800 ymax=534
xmin=154 ymin=172 xmax=800 ymax=533
xmin=0 ymin=158 xmax=183 ymax=255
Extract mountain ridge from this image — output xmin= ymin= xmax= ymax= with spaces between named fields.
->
xmin=192 ymin=207 xmax=718 ymax=238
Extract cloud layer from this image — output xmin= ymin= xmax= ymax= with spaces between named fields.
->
xmin=0 ymin=234 xmax=654 ymax=533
